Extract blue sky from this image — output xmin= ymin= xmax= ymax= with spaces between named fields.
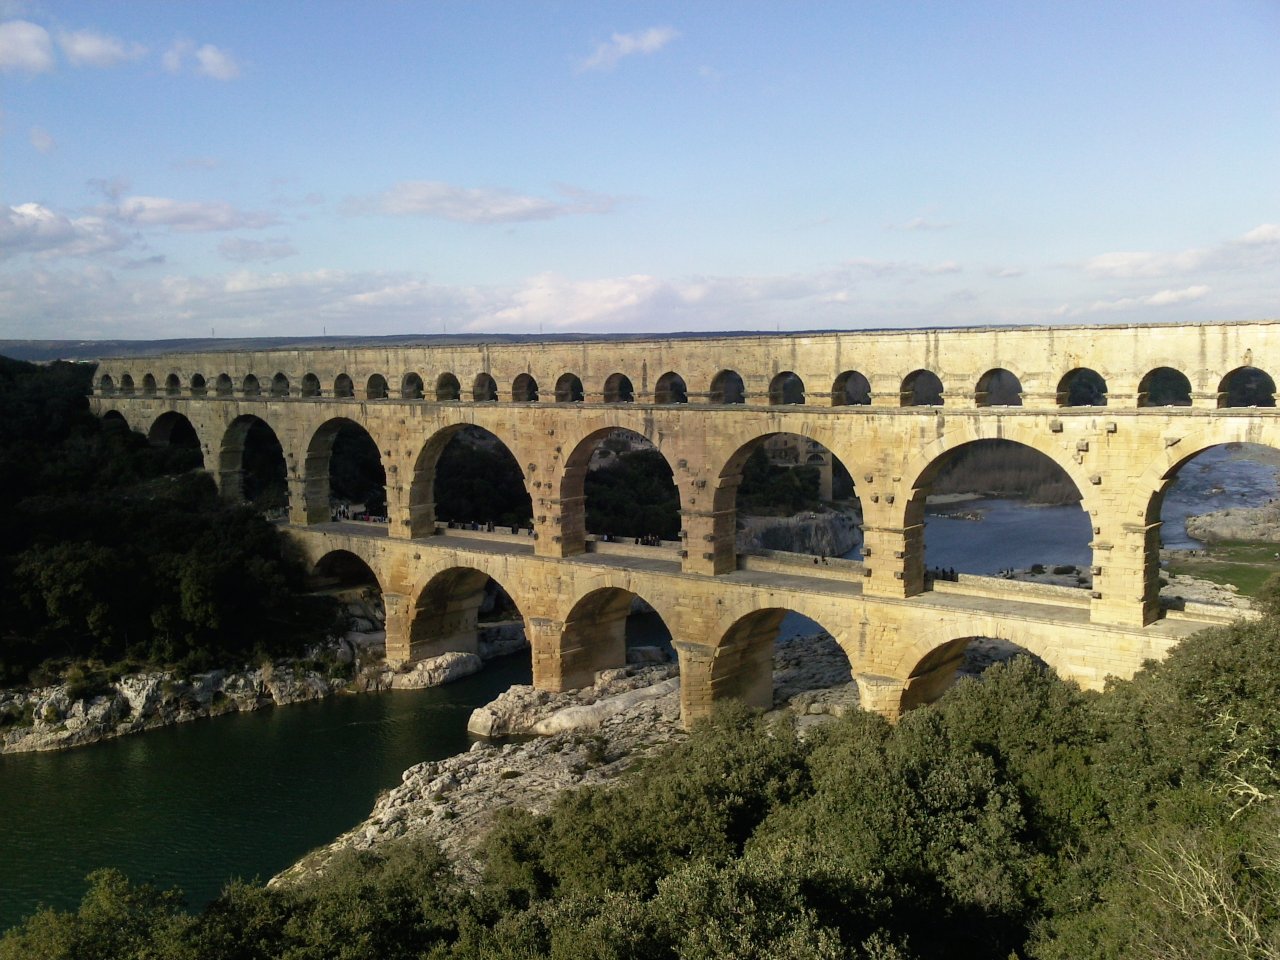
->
xmin=1 ymin=1 xmax=1277 ymax=339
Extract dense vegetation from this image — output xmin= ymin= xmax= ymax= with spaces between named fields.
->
xmin=0 ymin=357 xmax=339 ymax=685
xmin=8 ymin=599 xmax=1280 ymax=958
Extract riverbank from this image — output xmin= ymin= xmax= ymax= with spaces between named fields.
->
xmin=277 ymin=627 xmax=1033 ymax=886
xmin=0 ymin=596 xmax=531 ymax=755
xmin=737 ymin=507 xmax=859 ymax=556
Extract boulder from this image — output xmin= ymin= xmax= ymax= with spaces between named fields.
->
xmin=390 ymin=652 xmax=483 ymax=690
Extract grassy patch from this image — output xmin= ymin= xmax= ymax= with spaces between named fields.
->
xmin=1167 ymin=539 xmax=1280 ymax=597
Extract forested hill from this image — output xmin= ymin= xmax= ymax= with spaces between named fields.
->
xmin=0 ymin=356 xmax=338 ymax=686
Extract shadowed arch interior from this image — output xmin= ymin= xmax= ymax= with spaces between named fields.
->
xmin=901 ymin=370 xmax=944 ymax=406
xmin=975 ymin=368 xmax=1022 ymax=406
xmin=512 ymin=373 xmax=539 ymax=402
xmin=562 ymin=427 xmax=681 ymax=549
xmin=301 ymin=373 xmax=321 ymax=398
xmin=654 ymin=371 xmax=687 ymax=403
xmin=367 ymin=374 xmax=389 ymax=400
xmin=1056 ymin=368 xmax=1107 ymax=406
xmin=832 ymin=370 xmax=871 ymax=405
xmin=1218 ymin=367 xmax=1276 ymax=408
xmin=312 ymin=549 xmax=382 ymax=594
xmin=900 ymin=636 xmax=1050 ymax=712
xmin=769 ymin=371 xmax=805 ymax=405
xmin=603 ymin=372 xmax=634 ymax=403
xmin=148 ymin=411 xmax=204 ymax=468
xmin=165 ymin=373 xmax=181 ymax=396
xmin=436 ymin=372 xmax=461 ymax=401
xmin=219 ymin=414 xmax=286 ymax=508
xmin=304 ymin=418 xmax=386 ymax=524
xmin=473 ymin=373 xmax=498 ymax=402
xmin=1138 ymin=367 xmax=1192 ymax=407
xmin=190 ymin=374 xmax=207 ymax=397
xmin=410 ymin=424 xmax=530 ymax=538
xmin=119 ymin=374 xmax=135 ymax=396
xmin=271 ymin=372 xmax=290 ymax=397
xmin=215 ymin=374 xmax=234 ymax=397
xmin=334 ymin=374 xmax=354 ymax=399
xmin=242 ymin=374 xmax=261 ymax=398
xmin=556 ymin=587 xmax=672 ymax=690
xmin=710 ymin=369 xmax=745 ymax=404
xmin=402 ymin=372 xmax=424 ymax=400
xmin=555 ymin=373 xmax=584 ymax=403
xmin=141 ymin=373 xmax=157 ymax=396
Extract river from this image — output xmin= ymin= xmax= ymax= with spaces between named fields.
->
xmin=3 ymin=444 xmax=1276 ymax=932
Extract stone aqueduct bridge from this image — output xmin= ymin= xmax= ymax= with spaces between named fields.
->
xmin=90 ymin=320 xmax=1280 ymax=724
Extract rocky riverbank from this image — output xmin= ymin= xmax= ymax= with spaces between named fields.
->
xmin=0 ymin=596 xmax=531 ymax=755
xmin=1185 ymin=499 xmax=1280 ymax=543
xmin=737 ymin=508 xmax=859 ymax=556
xmin=278 ymin=628 xmax=1029 ymax=886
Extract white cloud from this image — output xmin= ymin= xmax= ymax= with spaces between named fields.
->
xmin=0 ymin=19 xmax=53 ymax=73
xmin=28 ymin=125 xmax=54 ymax=153
xmin=1083 ymin=224 xmax=1280 ymax=279
xmin=194 ymin=43 xmax=239 ymax=80
xmin=219 ymin=237 xmax=298 ymax=263
xmin=1056 ymin=284 xmax=1213 ymax=317
xmin=895 ymin=217 xmax=952 ymax=231
xmin=161 ymin=38 xmax=190 ymax=73
xmin=0 ymin=202 xmax=126 ymax=259
xmin=162 ymin=39 xmax=238 ymax=79
xmin=58 ymin=28 xmax=145 ymax=67
xmin=109 ymin=196 xmax=277 ymax=232
xmin=579 ymin=26 xmax=678 ymax=72
xmin=345 ymin=180 xmax=616 ymax=223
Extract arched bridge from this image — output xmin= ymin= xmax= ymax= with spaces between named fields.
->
xmin=91 ymin=320 xmax=1280 ymax=725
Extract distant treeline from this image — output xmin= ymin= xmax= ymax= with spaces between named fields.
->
xmin=930 ymin=440 xmax=1082 ymax=504
xmin=0 ymin=357 xmax=338 ymax=686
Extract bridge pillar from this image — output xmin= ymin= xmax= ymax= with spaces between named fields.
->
xmin=535 ymin=460 xmax=587 ymax=557
xmin=381 ymin=591 xmax=414 ymax=664
xmin=527 ymin=610 xmax=627 ymax=692
xmin=861 ymin=522 xmax=926 ymax=598
xmin=680 ymin=508 xmax=737 ymax=575
xmin=1090 ymin=521 xmax=1162 ymax=626
xmin=855 ymin=673 xmax=909 ymax=722
xmin=302 ymin=449 xmax=330 ymax=524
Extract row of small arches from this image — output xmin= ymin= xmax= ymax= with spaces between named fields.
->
xmin=96 ymin=365 xmax=1279 ymax=409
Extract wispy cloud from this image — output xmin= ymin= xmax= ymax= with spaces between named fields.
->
xmin=57 ymin=28 xmax=145 ymax=67
xmin=163 ymin=38 xmax=240 ymax=79
xmin=0 ymin=19 xmax=53 ymax=73
xmin=343 ymin=180 xmax=617 ymax=223
xmin=28 ymin=126 xmax=54 ymax=153
xmin=579 ymin=26 xmax=678 ymax=72
xmin=107 ymin=196 xmax=277 ymax=232
xmin=1083 ymin=223 xmax=1280 ymax=279
xmin=892 ymin=216 xmax=952 ymax=231
xmin=219 ymin=237 xmax=298 ymax=263
xmin=1055 ymin=284 xmax=1212 ymax=317
xmin=0 ymin=202 xmax=126 ymax=259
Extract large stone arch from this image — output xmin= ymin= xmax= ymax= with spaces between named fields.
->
xmin=893 ymin=428 xmax=1094 ymax=593
xmin=312 ymin=548 xmax=386 ymax=596
xmin=147 ymin=410 xmax=204 ymax=467
xmin=406 ymin=565 xmax=510 ymax=662
xmin=218 ymin=413 xmax=287 ymax=505
xmin=553 ymin=585 xmax=674 ymax=691
xmin=408 ymin=421 xmax=529 ymax=539
xmin=556 ymin=425 xmax=684 ymax=554
xmin=890 ymin=617 xmax=1066 ymax=714
xmin=302 ymin=417 xmax=388 ymax=524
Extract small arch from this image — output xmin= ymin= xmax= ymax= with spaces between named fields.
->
xmin=1138 ymin=367 xmax=1192 ymax=407
xmin=334 ymin=374 xmax=355 ymax=399
xmin=654 ymin=372 xmax=688 ymax=404
xmin=148 ymin=411 xmax=203 ymax=469
xmin=1218 ymin=367 xmax=1276 ymax=408
xmin=97 ymin=374 xmax=116 ymax=396
xmin=242 ymin=374 xmax=261 ymax=398
xmin=366 ymin=374 xmax=389 ymax=400
xmin=901 ymin=370 xmax=944 ymax=406
xmin=473 ymin=373 xmax=498 ymax=402
xmin=301 ymin=373 xmax=322 ymax=398
xmin=190 ymin=374 xmax=207 ymax=398
xmin=270 ymin=373 xmax=290 ymax=398
xmin=512 ymin=373 xmax=539 ymax=403
xmin=603 ymin=373 xmax=634 ymax=403
xmin=141 ymin=373 xmax=157 ymax=397
xmin=555 ymin=373 xmax=584 ymax=403
xmin=1056 ymin=368 xmax=1107 ymax=407
xmin=975 ymin=368 xmax=1022 ymax=407
xmin=832 ymin=371 xmax=871 ymax=406
xmin=215 ymin=374 xmax=234 ymax=397
xmin=164 ymin=374 xmax=181 ymax=397
xmin=436 ymin=372 xmax=461 ymax=402
xmin=401 ymin=372 xmax=424 ymax=400
xmin=710 ymin=369 xmax=746 ymax=404
xmin=119 ymin=374 xmax=136 ymax=396
xmin=769 ymin=371 xmax=805 ymax=405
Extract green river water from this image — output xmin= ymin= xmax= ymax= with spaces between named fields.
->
xmin=0 ymin=654 xmax=531 ymax=931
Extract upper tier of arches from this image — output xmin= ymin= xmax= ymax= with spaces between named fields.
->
xmin=92 ymin=361 xmax=1280 ymax=410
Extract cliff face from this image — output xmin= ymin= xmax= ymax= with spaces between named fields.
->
xmin=737 ymin=510 xmax=860 ymax=557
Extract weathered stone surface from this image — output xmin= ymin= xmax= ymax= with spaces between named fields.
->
xmin=389 ymin=652 xmax=482 ymax=689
